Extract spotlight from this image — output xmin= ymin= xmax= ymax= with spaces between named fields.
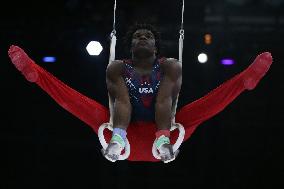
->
xmin=198 ymin=53 xmax=208 ymax=64
xmin=86 ymin=41 xmax=103 ymax=56
xmin=42 ymin=56 xmax=56 ymax=63
xmin=204 ymin=34 xmax=212 ymax=45
xmin=221 ymin=59 xmax=235 ymax=65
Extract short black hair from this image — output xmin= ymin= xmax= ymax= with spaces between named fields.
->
xmin=123 ymin=23 xmax=161 ymax=55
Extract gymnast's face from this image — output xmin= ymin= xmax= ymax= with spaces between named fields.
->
xmin=131 ymin=29 xmax=157 ymax=57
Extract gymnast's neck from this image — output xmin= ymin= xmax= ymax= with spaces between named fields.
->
xmin=132 ymin=54 xmax=156 ymax=70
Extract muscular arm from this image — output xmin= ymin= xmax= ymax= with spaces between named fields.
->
xmin=155 ymin=58 xmax=182 ymax=130
xmin=106 ymin=61 xmax=132 ymax=129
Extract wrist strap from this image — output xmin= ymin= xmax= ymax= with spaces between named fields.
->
xmin=111 ymin=128 xmax=127 ymax=148
xmin=113 ymin=128 xmax=127 ymax=140
xmin=111 ymin=134 xmax=126 ymax=148
xmin=155 ymin=135 xmax=170 ymax=150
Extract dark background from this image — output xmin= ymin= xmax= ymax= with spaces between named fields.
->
xmin=1 ymin=0 xmax=284 ymax=188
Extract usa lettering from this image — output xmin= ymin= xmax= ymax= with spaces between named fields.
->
xmin=139 ymin=87 xmax=154 ymax=94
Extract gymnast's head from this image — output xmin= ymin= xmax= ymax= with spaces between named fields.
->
xmin=124 ymin=23 xmax=161 ymax=58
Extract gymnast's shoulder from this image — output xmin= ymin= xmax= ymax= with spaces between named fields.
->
xmin=160 ymin=58 xmax=182 ymax=75
xmin=106 ymin=60 xmax=125 ymax=77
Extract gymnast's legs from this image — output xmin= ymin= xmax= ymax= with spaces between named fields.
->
xmin=8 ymin=45 xmax=109 ymax=131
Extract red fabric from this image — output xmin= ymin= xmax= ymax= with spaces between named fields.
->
xmin=155 ymin=130 xmax=171 ymax=138
xmin=8 ymin=45 xmax=273 ymax=162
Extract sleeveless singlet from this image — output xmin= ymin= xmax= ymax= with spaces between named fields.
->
xmin=123 ymin=58 xmax=165 ymax=122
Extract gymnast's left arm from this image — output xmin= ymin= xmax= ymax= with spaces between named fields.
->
xmin=155 ymin=58 xmax=182 ymax=131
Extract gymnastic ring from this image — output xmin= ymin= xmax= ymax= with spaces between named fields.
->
xmin=98 ymin=123 xmax=130 ymax=160
xmin=152 ymin=122 xmax=185 ymax=160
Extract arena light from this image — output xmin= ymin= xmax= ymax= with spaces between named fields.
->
xmin=204 ymin=34 xmax=212 ymax=45
xmin=198 ymin=53 xmax=208 ymax=64
xmin=221 ymin=58 xmax=235 ymax=65
xmin=42 ymin=56 xmax=56 ymax=63
xmin=86 ymin=41 xmax=103 ymax=56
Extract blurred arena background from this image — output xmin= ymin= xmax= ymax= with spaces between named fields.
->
xmin=1 ymin=0 xmax=284 ymax=188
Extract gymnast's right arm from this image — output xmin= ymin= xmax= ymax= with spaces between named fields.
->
xmin=106 ymin=60 xmax=132 ymax=130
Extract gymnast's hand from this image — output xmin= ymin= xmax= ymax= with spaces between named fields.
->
xmin=101 ymin=142 xmax=124 ymax=162
xmin=159 ymin=143 xmax=179 ymax=163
